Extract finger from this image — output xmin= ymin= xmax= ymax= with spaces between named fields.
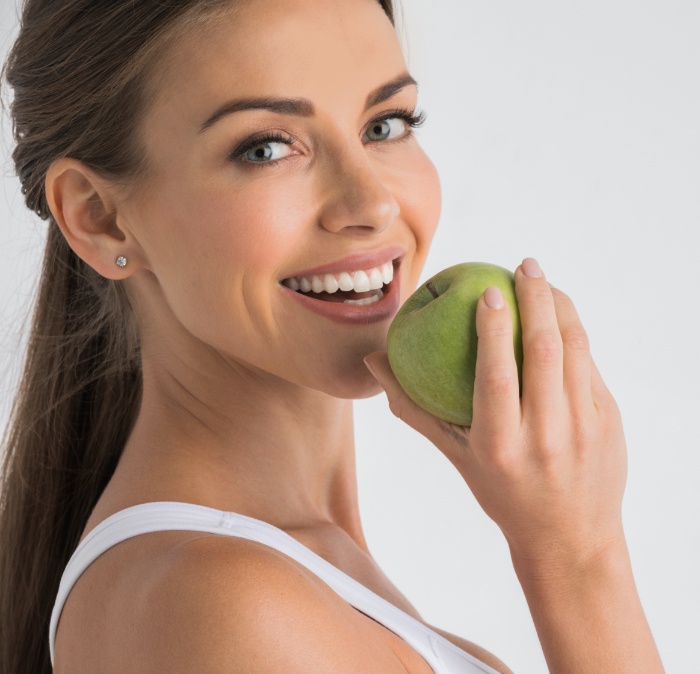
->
xmin=589 ymin=352 xmax=615 ymax=410
xmin=550 ymin=288 xmax=595 ymax=416
xmin=363 ymin=351 xmax=470 ymax=455
xmin=471 ymin=286 xmax=521 ymax=443
xmin=515 ymin=258 xmax=564 ymax=421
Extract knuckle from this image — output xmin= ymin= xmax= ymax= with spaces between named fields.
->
xmin=550 ymin=286 xmax=570 ymax=302
xmin=528 ymin=330 xmax=562 ymax=365
xmin=478 ymin=319 xmax=511 ymax=340
xmin=534 ymin=437 xmax=561 ymax=466
xmin=531 ymin=285 xmax=554 ymax=304
xmin=569 ymin=413 xmax=595 ymax=449
xmin=526 ymin=424 xmax=561 ymax=464
xmin=484 ymin=441 xmax=522 ymax=476
xmin=562 ymin=327 xmax=590 ymax=354
xmin=476 ymin=367 xmax=517 ymax=396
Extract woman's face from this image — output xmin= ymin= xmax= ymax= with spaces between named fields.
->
xmin=126 ymin=0 xmax=441 ymax=399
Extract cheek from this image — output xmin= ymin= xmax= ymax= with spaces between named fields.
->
xmin=394 ymin=147 xmax=442 ymax=285
xmin=171 ymin=177 xmax=307 ymax=278
xmin=139 ymin=178 xmax=307 ymax=334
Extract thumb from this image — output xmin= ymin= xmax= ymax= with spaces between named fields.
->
xmin=363 ymin=351 xmax=469 ymax=452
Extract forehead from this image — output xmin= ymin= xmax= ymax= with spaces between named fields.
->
xmin=148 ymin=0 xmax=405 ymax=126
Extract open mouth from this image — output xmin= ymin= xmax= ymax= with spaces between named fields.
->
xmin=281 ymin=257 xmax=401 ymax=306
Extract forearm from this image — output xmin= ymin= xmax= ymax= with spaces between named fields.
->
xmin=512 ymin=538 xmax=665 ymax=674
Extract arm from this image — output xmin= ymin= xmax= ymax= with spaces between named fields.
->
xmin=513 ymin=538 xmax=664 ymax=672
xmin=364 ymin=258 xmax=665 ymax=673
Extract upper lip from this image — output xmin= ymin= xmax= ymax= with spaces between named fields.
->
xmin=281 ymin=245 xmax=406 ymax=280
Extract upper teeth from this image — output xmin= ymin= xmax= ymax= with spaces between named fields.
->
xmin=283 ymin=261 xmax=394 ymax=293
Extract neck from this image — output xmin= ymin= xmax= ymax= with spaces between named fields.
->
xmin=107 ymin=340 xmax=368 ymax=549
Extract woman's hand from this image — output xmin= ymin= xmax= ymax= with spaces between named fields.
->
xmin=364 ymin=257 xmax=628 ymax=572
xmin=365 ymin=258 xmax=667 ymax=672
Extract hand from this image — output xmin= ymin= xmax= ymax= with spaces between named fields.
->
xmin=364 ymin=258 xmax=628 ymax=573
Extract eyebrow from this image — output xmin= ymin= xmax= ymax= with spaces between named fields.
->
xmin=198 ymin=72 xmax=418 ymax=134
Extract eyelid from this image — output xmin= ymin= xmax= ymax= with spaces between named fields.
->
xmin=229 ymin=131 xmax=296 ymax=162
xmin=228 ymin=107 xmax=426 ymax=167
xmin=362 ymin=107 xmax=427 ymax=139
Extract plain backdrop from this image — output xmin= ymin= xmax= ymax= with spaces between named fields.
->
xmin=1 ymin=1 xmax=698 ymax=672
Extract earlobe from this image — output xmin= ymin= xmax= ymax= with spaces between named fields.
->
xmin=44 ymin=158 xmax=144 ymax=280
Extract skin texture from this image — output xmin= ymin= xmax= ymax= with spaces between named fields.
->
xmin=44 ymin=0 xmax=664 ymax=671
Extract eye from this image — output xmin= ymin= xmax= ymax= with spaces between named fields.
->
xmin=364 ymin=117 xmax=407 ymax=142
xmin=241 ymin=139 xmax=295 ymax=163
xmin=362 ymin=109 xmax=426 ymax=144
xmin=229 ymin=131 xmax=297 ymax=166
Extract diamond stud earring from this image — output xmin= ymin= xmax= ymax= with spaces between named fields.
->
xmin=116 ymin=256 xmax=127 ymax=268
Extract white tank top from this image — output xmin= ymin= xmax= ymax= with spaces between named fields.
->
xmin=49 ymin=501 xmax=501 ymax=673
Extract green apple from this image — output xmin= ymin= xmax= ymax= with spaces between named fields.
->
xmin=386 ymin=262 xmax=523 ymax=426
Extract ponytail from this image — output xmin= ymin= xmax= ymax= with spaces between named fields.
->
xmin=0 ymin=224 xmax=141 ymax=673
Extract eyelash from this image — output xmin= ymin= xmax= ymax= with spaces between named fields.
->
xmin=228 ymin=107 xmax=427 ymax=167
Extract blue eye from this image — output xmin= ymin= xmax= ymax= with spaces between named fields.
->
xmin=242 ymin=138 xmax=295 ymax=163
xmin=364 ymin=117 xmax=407 ymax=142
xmin=363 ymin=109 xmax=426 ymax=143
xmin=230 ymin=132 xmax=296 ymax=165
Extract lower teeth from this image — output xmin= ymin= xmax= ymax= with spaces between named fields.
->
xmin=343 ymin=289 xmax=384 ymax=306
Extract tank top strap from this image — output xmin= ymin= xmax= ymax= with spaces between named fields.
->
xmin=49 ymin=501 xmax=499 ymax=673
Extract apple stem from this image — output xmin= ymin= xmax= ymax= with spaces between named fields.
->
xmin=426 ymin=281 xmax=440 ymax=299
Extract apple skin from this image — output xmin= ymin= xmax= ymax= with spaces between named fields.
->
xmin=386 ymin=262 xmax=523 ymax=426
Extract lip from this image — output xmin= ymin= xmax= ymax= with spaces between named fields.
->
xmin=281 ymin=245 xmax=406 ymax=280
xmin=280 ymin=256 xmax=403 ymax=325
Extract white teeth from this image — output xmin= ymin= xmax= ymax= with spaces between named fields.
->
xmin=352 ymin=270 xmax=371 ymax=292
xmin=283 ymin=259 xmax=396 ymax=293
xmin=344 ymin=289 xmax=384 ymax=305
xmin=368 ymin=267 xmax=384 ymax=290
xmin=322 ymin=273 xmax=339 ymax=293
xmin=382 ymin=261 xmax=393 ymax=284
xmin=338 ymin=271 xmax=354 ymax=291
xmin=311 ymin=275 xmax=325 ymax=293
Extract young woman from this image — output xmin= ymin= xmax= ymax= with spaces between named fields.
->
xmin=0 ymin=0 xmax=665 ymax=672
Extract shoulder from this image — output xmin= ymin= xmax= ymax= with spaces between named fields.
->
xmin=122 ymin=534 xmax=407 ymax=673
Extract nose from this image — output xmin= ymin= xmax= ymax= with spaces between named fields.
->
xmin=316 ymin=148 xmax=400 ymax=235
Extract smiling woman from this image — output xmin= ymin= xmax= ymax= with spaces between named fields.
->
xmin=0 ymin=0 xmax=665 ymax=673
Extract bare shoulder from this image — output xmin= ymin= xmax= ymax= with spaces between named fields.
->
xmin=122 ymin=535 xmax=407 ymax=673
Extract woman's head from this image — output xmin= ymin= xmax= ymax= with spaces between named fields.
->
xmin=41 ymin=0 xmax=441 ymax=401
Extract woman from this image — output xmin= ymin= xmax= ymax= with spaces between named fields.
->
xmin=0 ymin=0 xmax=665 ymax=671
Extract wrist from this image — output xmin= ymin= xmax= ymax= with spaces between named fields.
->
xmin=508 ymin=528 xmax=630 ymax=591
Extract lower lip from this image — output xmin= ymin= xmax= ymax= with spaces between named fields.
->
xmin=280 ymin=261 xmax=402 ymax=325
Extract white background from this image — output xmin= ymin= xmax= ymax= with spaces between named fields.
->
xmin=1 ymin=1 xmax=698 ymax=672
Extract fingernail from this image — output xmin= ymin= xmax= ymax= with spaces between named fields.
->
xmin=484 ymin=286 xmax=504 ymax=309
xmin=522 ymin=257 xmax=543 ymax=278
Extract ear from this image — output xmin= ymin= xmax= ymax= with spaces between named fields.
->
xmin=44 ymin=158 xmax=147 ymax=280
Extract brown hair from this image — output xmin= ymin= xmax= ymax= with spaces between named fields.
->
xmin=0 ymin=1 xmax=396 ymax=671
